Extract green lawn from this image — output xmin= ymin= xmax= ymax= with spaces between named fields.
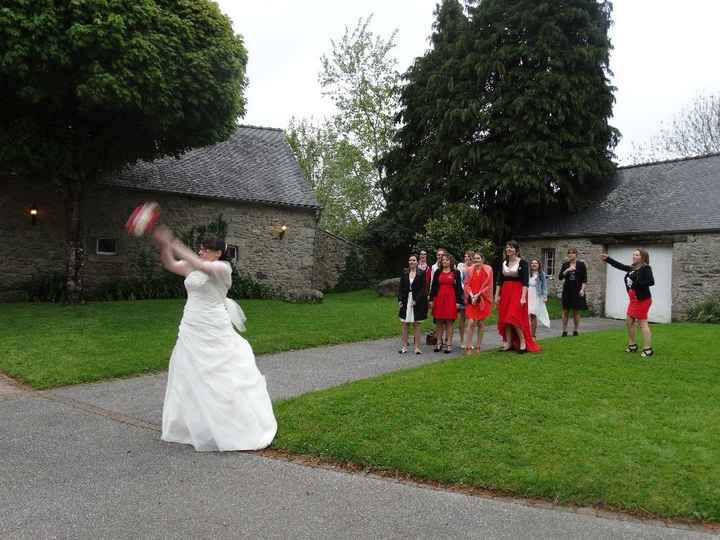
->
xmin=0 ymin=289 xmax=404 ymax=389
xmin=274 ymin=324 xmax=720 ymax=522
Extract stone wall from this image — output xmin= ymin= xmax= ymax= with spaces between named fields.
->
xmin=521 ymin=239 xmax=607 ymax=314
xmin=672 ymin=233 xmax=720 ymax=319
xmin=1 ymin=178 xmax=319 ymax=300
xmin=312 ymin=228 xmax=363 ymax=291
xmin=0 ymin=174 xmax=67 ymax=301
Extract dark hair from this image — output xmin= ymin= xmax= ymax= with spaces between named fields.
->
xmin=530 ymin=258 xmax=543 ymax=271
xmin=504 ymin=240 xmax=520 ymax=263
xmin=567 ymin=247 xmax=578 ymax=255
xmin=200 ymin=237 xmax=232 ymax=263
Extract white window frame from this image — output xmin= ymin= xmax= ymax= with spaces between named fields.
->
xmin=96 ymin=238 xmax=118 ymax=256
xmin=225 ymin=244 xmax=238 ymax=262
xmin=542 ymin=247 xmax=556 ymax=277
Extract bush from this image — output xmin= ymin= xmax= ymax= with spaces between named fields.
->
xmin=23 ymin=272 xmax=67 ymax=303
xmin=229 ymin=270 xmax=273 ymax=299
xmin=687 ymin=297 xmax=720 ymax=323
xmin=333 ymin=249 xmax=373 ymax=292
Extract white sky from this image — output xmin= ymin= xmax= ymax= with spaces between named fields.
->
xmin=221 ymin=0 xmax=720 ymax=164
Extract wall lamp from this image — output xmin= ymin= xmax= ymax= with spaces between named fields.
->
xmin=273 ymin=224 xmax=289 ymax=237
xmin=29 ymin=203 xmax=38 ymax=226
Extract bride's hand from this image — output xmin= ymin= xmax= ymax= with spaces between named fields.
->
xmin=153 ymin=225 xmax=174 ymax=245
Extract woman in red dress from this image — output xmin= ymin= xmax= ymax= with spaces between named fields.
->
xmin=463 ymin=251 xmax=494 ymax=355
xmin=495 ymin=241 xmax=541 ymax=353
xmin=429 ymin=254 xmax=464 ymax=353
xmin=601 ymin=249 xmax=655 ymax=357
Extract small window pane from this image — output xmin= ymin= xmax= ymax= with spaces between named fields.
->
xmin=97 ymin=238 xmax=117 ymax=255
xmin=542 ymin=248 xmax=555 ymax=276
xmin=225 ymin=244 xmax=238 ymax=262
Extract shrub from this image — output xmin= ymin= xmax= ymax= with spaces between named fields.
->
xmin=687 ymin=297 xmax=720 ymax=323
xmin=333 ymin=249 xmax=372 ymax=292
xmin=23 ymin=272 xmax=67 ymax=303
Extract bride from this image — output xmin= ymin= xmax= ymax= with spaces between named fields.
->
xmin=152 ymin=225 xmax=277 ymax=451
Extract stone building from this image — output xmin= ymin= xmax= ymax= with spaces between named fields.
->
xmin=519 ymin=153 xmax=720 ymax=322
xmin=1 ymin=125 xmax=357 ymax=301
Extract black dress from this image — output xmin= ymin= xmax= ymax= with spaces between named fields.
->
xmin=398 ymin=270 xmax=429 ymax=322
xmin=558 ymin=260 xmax=588 ymax=310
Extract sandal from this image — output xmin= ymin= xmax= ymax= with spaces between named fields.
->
xmin=398 ymin=347 xmax=408 ymax=354
xmin=640 ymin=347 xmax=654 ymax=358
xmin=465 ymin=346 xmax=475 ymax=356
xmin=434 ymin=344 xmax=442 ymax=353
xmin=444 ymin=345 xmax=452 ymax=354
xmin=572 ymin=331 xmax=579 ymax=337
xmin=518 ymin=345 xmax=527 ymax=354
xmin=415 ymin=349 xmax=422 ymax=355
xmin=625 ymin=344 xmax=638 ymax=353
xmin=561 ymin=331 xmax=568 ymax=337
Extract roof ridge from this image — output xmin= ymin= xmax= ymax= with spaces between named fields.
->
xmin=618 ymin=151 xmax=720 ymax=170
xmin=237 ymin=124 xmax=284 ymax=133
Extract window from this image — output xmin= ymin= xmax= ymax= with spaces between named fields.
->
xmin=96 ymin=238 xmax=117 ymax=256
xmin=542 ymin=248 xmax=556 ymax=276
xmin=225 ymin=244 xmax=238 ymax=262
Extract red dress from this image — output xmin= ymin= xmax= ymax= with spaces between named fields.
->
xmin=627 ymin=289 xmax=652 ymax=320
xmin=497 ymin=262 xmax=541 ymax=352
xmin=432 ymin=271 xmax=459 ymax=321
xmin=464 ymin=265 xmax=493 ymax=321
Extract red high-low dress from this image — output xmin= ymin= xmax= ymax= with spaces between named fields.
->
xmin=497 ymin=260 xmax=541 ymax=352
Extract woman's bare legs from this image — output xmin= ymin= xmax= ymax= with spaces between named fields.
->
xmin=401 ymin=323 xmax=409 ymax=352
xmin=475 ymin=321 xmax=485 ymax=350
xmin=464 ymin=320 xmax=475 ymax=353
xmin=444 ymin=321 xmax=454 ymax=349
xmin=530 ymin=314 xmax=538 ymax=337
xmin=562 ymin=309 xmax=569 ymax=333
xmin=626 ymin=316 xmax=637 ymax=346
xmin=413 ymin=323 xmax=422 ymax=353
xmin=504 ymin=325 xmax=514 ymax=350
xmin=639 ymin=320 xmax=652 ymax=349
xmin=573 ymin=309 xmax=581 ymax=333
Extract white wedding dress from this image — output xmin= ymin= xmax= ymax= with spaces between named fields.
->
xmin=161 ymin=262 xmax=277 ymax=451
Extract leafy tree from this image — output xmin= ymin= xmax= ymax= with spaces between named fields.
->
xmin=378 ymin=0 xmax=618 ymax=254
xmin=287 ymin=117 xmax=376 ymax=241
xmin=318 ymin=15 xmax=401 ymax=219
xmin=0 ymin=0 xmax=248 ymax=302
xmin=629 ymin=93 xmax=720 ymax=164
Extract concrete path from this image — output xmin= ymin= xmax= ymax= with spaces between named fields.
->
xmin=1 ymin=318 xmax=715 ymax=539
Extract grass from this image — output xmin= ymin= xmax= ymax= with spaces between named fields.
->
xmin=0 ymin=290 xmax=584 ymax=389
xmin=0 ymin=289 xmax=400 ymax=389
xmin=273 ymin=324 xmax=720 ymax=522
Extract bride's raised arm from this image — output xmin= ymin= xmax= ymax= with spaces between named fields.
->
xmin=154 ymin=225 xmax=228 ymax=279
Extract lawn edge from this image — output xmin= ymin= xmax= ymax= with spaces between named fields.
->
xmin=260 ymin=447 xmax=720 ymax=532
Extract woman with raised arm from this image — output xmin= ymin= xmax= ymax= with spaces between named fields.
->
xmin=463 ymin=251 xmax=494 ymax=355
xmin=495 ymin=241 xmax=541 ymax=353
xmin=602 ymin=249 xmax=656 ymax=358
xmin=152 ymin=225 xmax=277 ymax=451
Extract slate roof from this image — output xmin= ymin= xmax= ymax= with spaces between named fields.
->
xmin=521 ymin=153 xmax=720 ymax=238
xmin=105 ymin=125 xmax=320 ymax=210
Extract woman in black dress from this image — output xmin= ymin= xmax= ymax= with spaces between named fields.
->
xmin=398 ymin=254 xmax=429 ymax=354
xmin=558 ymin=248 xmax=587 ymax=336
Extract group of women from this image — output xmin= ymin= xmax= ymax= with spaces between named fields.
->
xmin=398 ymin=241 xmax=656 ymax=358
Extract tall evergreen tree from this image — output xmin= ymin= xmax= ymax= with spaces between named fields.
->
xmin=373 ymin=0 xmax=470 ymax=253
xmin=375 ymin=0 xmax=619 ymax=254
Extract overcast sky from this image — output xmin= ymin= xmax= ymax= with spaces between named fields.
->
xmin=220 ymin=0 xmax=720 ymax=164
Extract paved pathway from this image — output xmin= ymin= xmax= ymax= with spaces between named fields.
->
xmin=1 ymin=319 xmax=715 ymax=539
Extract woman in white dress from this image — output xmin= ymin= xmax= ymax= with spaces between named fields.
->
xmin=528 ymin=258 xmax=551 ymax=337
xmin=152 ymin=225 xmax=277 ymax=452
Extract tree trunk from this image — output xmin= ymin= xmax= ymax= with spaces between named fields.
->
xmin=64 ymin=178 xmax=85 ymax=304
